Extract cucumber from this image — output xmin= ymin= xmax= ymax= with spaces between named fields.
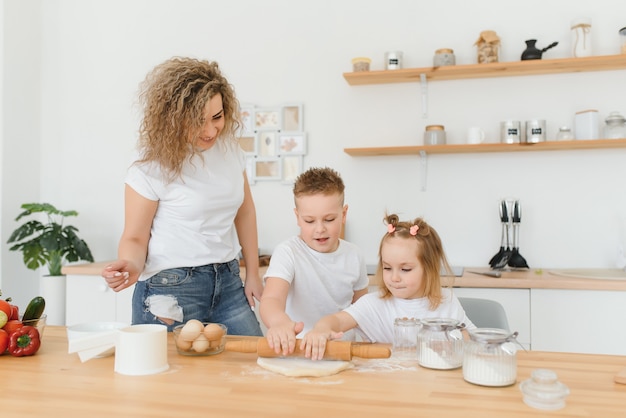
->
xmin=22 ymin=296 xmax=46 ymax=323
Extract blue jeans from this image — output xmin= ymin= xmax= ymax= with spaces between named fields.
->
xmin=132 ymin=259 xmax=262 ymax=336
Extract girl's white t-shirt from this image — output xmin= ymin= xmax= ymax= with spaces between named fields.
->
xmin=344 ymin=288 xmax=476 ymax=343
xmin=125 ymin=142 xmax=246 ymax=281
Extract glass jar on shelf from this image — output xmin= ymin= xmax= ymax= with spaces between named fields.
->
xmin=556 ymin=126 xmax=575 ymax=141
xmin=604 ymin=111 xmax=626 ymax=139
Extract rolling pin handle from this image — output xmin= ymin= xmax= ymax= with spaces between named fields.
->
xmin=350 ymin=343 xmax=392 ymax=359
xmin=224 ymin=338 xmax=259 ymax=353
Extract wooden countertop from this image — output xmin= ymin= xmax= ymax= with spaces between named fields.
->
xmin=63 ymin=262 xmax=626 ymax=291
xmin=1 ymin=326 xmax=625 ymax=417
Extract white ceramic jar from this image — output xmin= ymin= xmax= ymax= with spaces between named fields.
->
xmin=575 ymin=109 xmax=600 ymax=139
xmin=571 ymin=18 xmax=592 ymax=57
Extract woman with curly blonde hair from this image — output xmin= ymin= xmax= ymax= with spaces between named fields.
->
xmin=102 ymin=57 xmax=263 ymax=336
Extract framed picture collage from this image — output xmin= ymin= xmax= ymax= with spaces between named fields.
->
xmin=239 ymin=103 xmax=306 ymax=184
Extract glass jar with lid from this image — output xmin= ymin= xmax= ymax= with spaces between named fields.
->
xmin=463 ymin=328 xmax=519 ymax=387
xmin=417 ymin=318 xmax=465 ymax=369
xmin=604 ymin=111 xmax=626 ymax=139
xmin=556 ymin=126 xmax=574 ymax=141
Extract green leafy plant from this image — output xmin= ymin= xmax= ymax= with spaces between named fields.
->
xmin=7 ymin=203 xmax=94 ymax=276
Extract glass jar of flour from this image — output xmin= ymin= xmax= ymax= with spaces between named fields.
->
xmin=463 ymin=328 xmax=519 ymax=387
xmin=417 ymin=318 xmax=464 ymax=369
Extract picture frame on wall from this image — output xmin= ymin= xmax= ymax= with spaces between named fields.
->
xmin=257 ymin=131 xmax=277 ymax=157
xmin=239 ymin=134 xmax=257 ymax=155
xmin=281 ymin=155 xmax=303 ymax=184
xmin=278 ymin=132 xmax=306 ymax=155
xmin=239 ymin=104 xmax=255 ymax=134
xmin=281 ymin=103 xmax=303 ymax=132
xmin=254 ymin=158 xmax=281 ymax=181
xmin=254 ymin=107 xmax=281 ymax=131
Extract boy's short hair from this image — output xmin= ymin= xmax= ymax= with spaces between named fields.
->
xmin=293 ymin=167 xmax=345 ymax=204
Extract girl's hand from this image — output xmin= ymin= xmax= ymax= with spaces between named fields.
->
xmin=265 ymin=321 xmax=304 ymax=356
xmin=301 ymin=329 xmax=344 ymax=361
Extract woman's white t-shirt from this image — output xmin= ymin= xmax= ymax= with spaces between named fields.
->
xmin=125 ymin=142 xmax=245 ymax=281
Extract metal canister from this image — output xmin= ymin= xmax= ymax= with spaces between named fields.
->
xmin=524 ymin=119 xmax=546 ymax=143
xmin=500 ymin=120 xmax=522 ymax=143
xmin=385 ymin=51 xmax=403 ymax=70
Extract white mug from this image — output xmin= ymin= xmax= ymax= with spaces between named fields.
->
xmin=467 ymin=127 xmax=485 ymax=144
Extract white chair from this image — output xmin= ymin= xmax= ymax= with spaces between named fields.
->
xmin=458 ymin=297 xmax=510 ymax=331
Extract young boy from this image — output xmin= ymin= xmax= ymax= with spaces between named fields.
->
xmin=259 ymin=167 xmax=369 ymax=356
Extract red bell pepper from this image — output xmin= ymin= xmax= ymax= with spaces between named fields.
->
xmin=8 ymin=325 xmax=41 ymax=357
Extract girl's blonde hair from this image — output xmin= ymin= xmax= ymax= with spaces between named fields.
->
xmin=376 ymin=214 xmax=452 ymax=310
xmin=136 ymin=56 xmax=241 ymax=181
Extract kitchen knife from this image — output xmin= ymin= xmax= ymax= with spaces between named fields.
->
xmin=225 ymin=337 xmax=391 ymax=361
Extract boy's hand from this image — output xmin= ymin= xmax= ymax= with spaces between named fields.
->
xmin=265 ymin=321 xmax=304 ymax=355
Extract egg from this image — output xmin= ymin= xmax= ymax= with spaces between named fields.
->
xmin=176 ymin=336 xmax=193 ymax=351
xmin=203 ymin=323 xmax=225 ymax=341
xmin=179 ymin=319 xmax=204 ymax=341
xmin=192 ymin=334 xmax=210 ymax=352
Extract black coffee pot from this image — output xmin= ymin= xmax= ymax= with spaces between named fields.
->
xmin=521 ymin=39 xmax=558 ymax=60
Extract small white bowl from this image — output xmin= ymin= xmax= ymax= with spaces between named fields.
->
xmin=67 ymin=321 xmax=128 ymax=358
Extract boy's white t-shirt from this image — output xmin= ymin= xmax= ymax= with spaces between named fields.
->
xmin=264 ymin=236 xmax=369 ymax=338
xmin=344 ymin=287 xmax=476 ymax=343
xmin=125 ymin=142 xmax=246 ymax=281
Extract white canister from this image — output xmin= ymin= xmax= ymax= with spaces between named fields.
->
xmin=385 ymin=51 xmax=403 ymax=70
xmin=575 ymin=109 xmax=600 ymax=140
xmin=571 ymin=18 xmax=592 ymax=58
xmin=424 ymin=125 xmax=446 ymax=145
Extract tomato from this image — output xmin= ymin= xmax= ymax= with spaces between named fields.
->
xmin=0 ymin=300 xmax=11 ymax=318
xmin=3 ymin=319 xmax=23 ymax=335
xmin=0 ymin=329 xmax=8 ymax=354
xmin=9 ymin=304 xmax=19 ymax=321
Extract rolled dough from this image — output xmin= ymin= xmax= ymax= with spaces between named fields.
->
xmin=257 ymin=357 xmax=353 ymax=377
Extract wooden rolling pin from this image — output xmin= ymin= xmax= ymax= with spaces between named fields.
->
xmin=225 ymin=337 xmax=391 ymax=360
xmin=615 ymin=366 xmax=626 ymax=384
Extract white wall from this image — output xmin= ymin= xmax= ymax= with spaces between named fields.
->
xmin=2 ymin=0 xmax=626 ymax=306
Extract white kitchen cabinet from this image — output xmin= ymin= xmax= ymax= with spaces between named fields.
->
xmin=65 ymin=274 xmax=133 ymax=326
xmin=452 ymin=287 xmax=531 ymax=350
xmin=531 ymin=289 xmax=626 ymax=355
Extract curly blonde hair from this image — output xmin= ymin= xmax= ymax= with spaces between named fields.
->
xmin=376 ymin=214 xmax=452 ymax=310
xmin=136 ymin=57 xmax=241 ymax=181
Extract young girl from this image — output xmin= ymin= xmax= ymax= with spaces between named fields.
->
xmin=301 ymin=214 xmax=475 ymax=360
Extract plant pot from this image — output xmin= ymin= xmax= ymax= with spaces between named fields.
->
xmin=40 ymin=274 xmax=66 ymax=326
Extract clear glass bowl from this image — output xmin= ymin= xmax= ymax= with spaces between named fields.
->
xmin=520 ymin=369 xmax=570 ymax=410
xmin=172 ymin=322 xmax=227 ymax=356
xmin=21 ymin=314 xmax=47 ymax=340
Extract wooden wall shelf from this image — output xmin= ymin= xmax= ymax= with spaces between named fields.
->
xmin=343 ymin=54 xmax=626 ymax=85
xmin=344 ymin=139 xmax=626 ymax=157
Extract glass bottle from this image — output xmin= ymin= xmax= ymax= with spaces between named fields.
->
xmin=604 ymin=111 xmax=626 ymax=139
xmin=392 ymin=317 xmax=419 ymax=360
xmin=463 ymin=328 xmax=519 ymax=387
xmin=417 ymin=318 xmax=464 ymax=369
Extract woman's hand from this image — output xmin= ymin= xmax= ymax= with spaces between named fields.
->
xmin=101 ymin=260 xmax=139 ymax=292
